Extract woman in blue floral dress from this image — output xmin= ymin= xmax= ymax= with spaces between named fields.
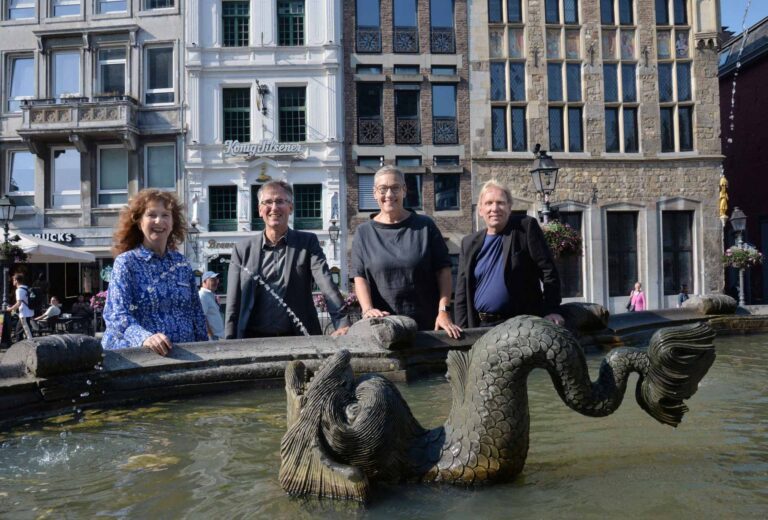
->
xmin=103 ymin=189 xmax=207 ymax=354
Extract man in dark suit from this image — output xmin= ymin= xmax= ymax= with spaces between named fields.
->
xmin=454 ymin=180 xmax=563 ymax=328
xmin=225 ymin=180 xmax=350 ymax=338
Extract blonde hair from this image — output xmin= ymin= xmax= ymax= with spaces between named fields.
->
xmin=478 ymin=179 xmax=513 ymax=205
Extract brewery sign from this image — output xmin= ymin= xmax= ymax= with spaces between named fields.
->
xmin=223 ymin=140 xmax=306 ymax=159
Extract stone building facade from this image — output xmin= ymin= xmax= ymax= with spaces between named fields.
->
xmin=469 ymin=0 xmax=724 ymax=313
xmin=185 ymin=0 xmax=346 ymax=292
xmin=0 ymin=0 xmax=185 ymax=300
xmin=343 ymin=0 xmax=472 ymax=278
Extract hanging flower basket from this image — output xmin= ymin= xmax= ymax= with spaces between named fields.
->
xmin=90 ymin=290 xmax=108 ymax=312
xmin=313 ymin=292 xmax=361 ymax=313
xmin=722 ymin=244 xmax=763 ymax=270
xmin=0 ymin=242 xmax=28 ymax=263
xmin=542 ymin=220 xmax=583 ymax=258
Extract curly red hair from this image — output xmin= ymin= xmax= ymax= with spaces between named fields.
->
xmin=112 ymin=189 xmax=187 ymax=257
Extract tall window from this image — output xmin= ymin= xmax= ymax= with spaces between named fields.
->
xmin=555 ymin=211 xmax=583 ymax=297
xmin=223 ymin=87 xmax=250 ymax=142
xmin=250 ymin=185 xmax=265 ymax=230
xmin=602 ymin=0 xmax=638 ymax=153
xmin=546 ymin=1 xmax=583 ymax=152
xmin=435 ymin=174 xmax=459 ymax=210
xmin=97 ymin=0 xmax=126 ymax=13
xmin=6 ymin=56 xmax=33 ymax=112
xmin=278 ymin=87 xmax=306 ymax=142
xmin=51 ymin=50 xmax=80 ymax=99
xmin=357 ymin=156 xmax=382 ymax=211
xmin=662 ymin=211 xmax=693 ymax=294
xmin=393 ymin=0 xmax=418 ymax=53
xmin=657 ymin=0 xmax=693 ymax=152
xmin=97 ymin=146 xmax=128 ymax=206
xmin=8 ymin=0 xmax=35 ymax=19
xmin=222 ymin=1 xmax=249 ymax=47
xmin=489 ymin=0 xmax=527 ymax=151
xmin=278 ymin=1 xmax=304 ymax=46
xmin=396 ymin=157 xmax=422 ymax=209
xmin=209 ymin=186 xmax=237 ymax=231
xmin=51 ymin=0 xmax=80 ymax=16
xmin=51 ymin=148 xmax=81 ymax=208
xmin=357 ymin=83 xmax=383 ymax=144
xmin=430 ymin=0 xmax=455 ymax=53
xmin=293 ymin=184 xmax=322 ymax=229
xmin=7 ymin=151 xmax=35 ymax=207
xmin=395 ymin=87 xmax=420 ymax=144
xmin=96 ymin=48 xmax=126 ymax=95
xmin=607 ymin=211 xmax=638 ymax=297
xmin=145 ymin=47 xmax=174 ymax=104
xmin=145 ymin=144 xmax=175 ymax=189
xmin=356 ymin=0 xmax=381 ymax=53
xmin=432 ymin=84 xmax=457 ymax=144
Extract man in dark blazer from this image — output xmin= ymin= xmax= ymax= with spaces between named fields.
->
xmin=225 ymin=180 xmax=350 ymax=339
xmin=454 ymin=180 xmax=563 ymax=328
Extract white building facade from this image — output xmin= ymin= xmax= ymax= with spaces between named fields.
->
xmin=184 ymin=0 xmax=346 ymax=292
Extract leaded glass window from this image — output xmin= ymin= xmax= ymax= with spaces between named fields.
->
xmin=491 ymin=107 xmax=507 ymax=151
xmin=278 ymin=87 xmax=306 ymax=142
xmin=657 ymin=3 xmax=693 ymax=153
xmin=607 ymin=212 xmax=638 ymax=297
xmin=222 ymin=1 xmax=249 ymax=47
xmin=223 ymin=88 xmax=250 ymax=142
xmin=662 ymin=211 xmax=693 ymax=295
xmin=490 ymin=62 xmax=506 ymax=101
xmin=278 ymin=1 xmax=304 ymax=46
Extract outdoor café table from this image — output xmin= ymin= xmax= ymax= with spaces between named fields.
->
xmin=55 ymin=315 xmax=88 ymax=334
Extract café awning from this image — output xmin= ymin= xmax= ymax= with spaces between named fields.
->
xmin=17 ymin=233 xmax=96 ymax=263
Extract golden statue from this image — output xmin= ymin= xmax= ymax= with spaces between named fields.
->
xmin=719 ymin=173 xmax=729 ymax=218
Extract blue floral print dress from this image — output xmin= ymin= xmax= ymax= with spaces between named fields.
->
xmin=102 ymin=245 xmax=208 ymax=349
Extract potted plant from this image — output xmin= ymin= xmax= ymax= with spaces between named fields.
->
xmin=722 ymin=244 xmax=763 ymax=270
xmin=90 ymin=290 xmax=108 ymax=313
xmin=542 ymin=220 xmax=583 ymax=258
xmin=0 ymin=242 xmax=28 ymax=263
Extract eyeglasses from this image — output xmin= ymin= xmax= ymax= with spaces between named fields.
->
xmin=259 ymin=198 xmax=291 ymax=207
xmin=374 ymin=185 xmax=403 ymax=195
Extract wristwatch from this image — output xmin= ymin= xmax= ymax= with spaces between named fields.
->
xmin=439 ymin=305 xmax=451 ymax=313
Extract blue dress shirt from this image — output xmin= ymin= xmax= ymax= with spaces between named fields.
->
xmin=102 ymin=245 xmax=208 ymax=349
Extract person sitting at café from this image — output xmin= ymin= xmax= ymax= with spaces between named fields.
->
xmin=103 ymin=189 xmax=208 ymax=355
xmin=72 ymin=293 xmax=94 ymax=319
xmin=34 ymin=296 xmax=62 ymax=323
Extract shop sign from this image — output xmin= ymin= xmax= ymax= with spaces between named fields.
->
xmin=223 ymin=140 xmax=305 ymax=159
xmin=100 ymin=266 xmax=113 ymax=282
xmin=207 ymin=240 xmax=236 ymax=250
xmin=32 ymin=232 xmax=75 ymax=243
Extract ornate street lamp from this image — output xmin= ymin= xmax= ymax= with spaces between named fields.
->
xmin=0 ymin=195 xmax=18 ymax=311
xmin=530 ymin=144 xmax=560 ymax=224
xmin=730 ymin=206 xmax=747 ymax=306
xmin=328 ymin=219 xmax=340 ymax=260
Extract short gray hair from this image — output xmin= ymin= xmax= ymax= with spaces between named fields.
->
xmin=478 ymin=179 xmax=513 ymax=205
xmin=373 ymin=165 xmax=406 ymax=186
xmin=258 ymin=180 xmax=293 ymax=203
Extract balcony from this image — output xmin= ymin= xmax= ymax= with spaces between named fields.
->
xmin=433 ymin=117 xmax=458 ymax=145
xmin=358 ymin=117 xmax=384 ymax=145
xmin=431 ymin=28 xmax=456 ymax=54
xmin=356 ymin=26 xmax=382 ymax=53
xmin=393 ymin=27 xmax=419 ymax=53
xmin=17 ymin=96 xmax=139 ymax=154
xmin=396 ymin=117 xmax=421 ymax=144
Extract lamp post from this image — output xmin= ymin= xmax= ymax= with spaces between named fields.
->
xmin=730 ymin=206 xmax=747 ymax=306
xmin=0 ymin=195 xmax=18 ymax=311
xmin=530 ymin=144 xmax=560 ymax=224
xmin=187 ymin=223 xmax=201 ymax=266
xmin=328 ymin=219 xmax=340 ymax=260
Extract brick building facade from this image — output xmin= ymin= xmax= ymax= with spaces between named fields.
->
xmin=343 ymin=0 xmax=472 ymax=280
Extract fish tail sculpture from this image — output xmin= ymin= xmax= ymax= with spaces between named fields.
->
xmin=280 ymin=316 xmax=716 ymax=501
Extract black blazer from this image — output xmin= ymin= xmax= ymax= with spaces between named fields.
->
xmin=454 ymin=215 xmax=561 ymax=328
xmin=224 ymin=229 xmax=349 ymax=339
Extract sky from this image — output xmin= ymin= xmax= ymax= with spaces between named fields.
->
xmin=720 ymin=0 xmax=768 ymax=33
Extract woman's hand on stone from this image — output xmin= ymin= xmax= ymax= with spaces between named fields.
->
xmin=435 ymin=312 xmax=463 ymax=339
xmin=362 ymin=308 xmax=389 ymax=319
xmin=142 ymin=333 xmax=173 ymax=356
